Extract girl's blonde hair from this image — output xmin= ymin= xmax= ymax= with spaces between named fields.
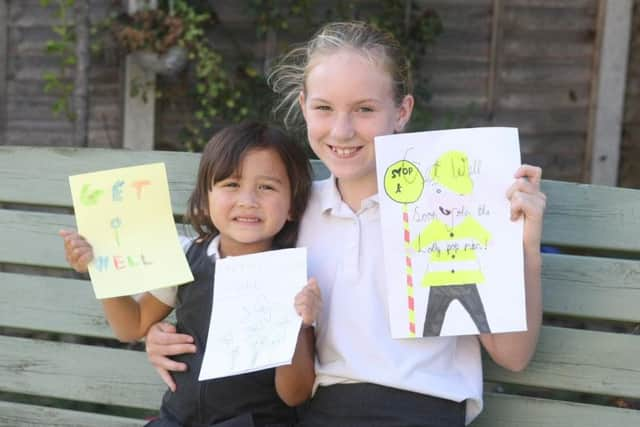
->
xmin=268 ymin=21 xmax=412 ymax=131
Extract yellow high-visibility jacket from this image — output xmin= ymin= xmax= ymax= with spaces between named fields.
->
xmin=411 ymin=216 xmax=490 ymax=286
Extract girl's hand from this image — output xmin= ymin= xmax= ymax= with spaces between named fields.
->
xmin=506 ymin=165 xmax=547 ymax=252
xmin=145 ymin=322 xmax=196 ymax=392
xmin=59 ymin=229 xmax=94 ymax=273
xmin=294 ymin=277 xmax=322 ymax=328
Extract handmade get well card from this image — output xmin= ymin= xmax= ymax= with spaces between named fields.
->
xmin=199 ymin=248 xmax=307 ymax=380
xmin=69 ymin=163 xmax=193 ymax=299
xmin=375 ymin=127 xmax=525 ymax=338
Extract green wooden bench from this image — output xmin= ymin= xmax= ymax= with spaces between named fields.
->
xmin=1 ymin=145 xmax=639 ymax=426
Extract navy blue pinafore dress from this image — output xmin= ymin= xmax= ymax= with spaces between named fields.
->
xmin=146 ymin=239 xmax=297 ymax=427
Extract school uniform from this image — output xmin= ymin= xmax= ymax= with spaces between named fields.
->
xmin=295 ymin=178 xmax=482 ymax=427
xmin=147 ymin=236 xmax=296 ymax=427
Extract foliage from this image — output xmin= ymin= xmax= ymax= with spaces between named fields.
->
xmin=40 ymin=0 xmax=443 ymax=151
xmin=40 ymin=0 xmax=76 ymax=121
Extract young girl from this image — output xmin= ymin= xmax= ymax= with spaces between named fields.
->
xmin=145 ymin=22 xmax=546 ymax=426
xmin=61 ymin=121 xmax=321 ymax=427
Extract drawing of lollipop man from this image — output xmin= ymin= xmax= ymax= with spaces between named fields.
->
xmin=411 ymin=150 xmax=492 ymax=337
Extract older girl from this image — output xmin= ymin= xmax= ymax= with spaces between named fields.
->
xmin=146 ymin=22 xmax=545 ymax=426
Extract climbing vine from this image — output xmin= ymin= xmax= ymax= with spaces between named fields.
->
xmin=40 ymin=0 xmax=442 ymax=151
xmin=40 ymin=0 xmax=76 ymax=121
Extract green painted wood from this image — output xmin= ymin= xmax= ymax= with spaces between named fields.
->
xmin=0 ymin=272 xmax=113 ymax=338
xmin=483 ymin=326 xmax=640 ymax=399
xmin=541 ymin=180 xmax=640 ymax=252
xmin=3 ymin=210 xmax=640 ymax=323
xmin=472 ymin=392 xmax=640 ymax=427
xmin=0 ymin=146 xmax=199 ymax=211
xmin=0 ymin=271 xmax=176 ymax=337
xmin=542 ymin=253 xmax=640 ymax=322
xmin=0 ymin=146 xmax=329 ymax=209
xmin=0 ymin=400 xmax=146 ymax=427
xmin=0 ymin=336 xmax=166 ymax=411
xmin=4 ymin=147 xmax=640 ymax=253
xmin=0 ymin=209 xmax=76 ymax=268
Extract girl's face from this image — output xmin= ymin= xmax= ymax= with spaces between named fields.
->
xmin=208 ymin=148 xmax=292 ymax=257
xmin=299 ymin=49 xmax=413 ymax=189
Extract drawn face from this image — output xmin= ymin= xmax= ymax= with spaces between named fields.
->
xmin=299 ymin=49 xmax=413 ymax=189
xmin=208 ymin=148 xmax=292 ymax=257
xmin=431 ymin=183 xmax=467 ymax=219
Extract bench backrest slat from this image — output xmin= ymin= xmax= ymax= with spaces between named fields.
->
xmin=473 ymin=393 xmax=640 ymax=427
xmin=0 ymin=272 xmax=113 ymax=338
xmin=1 ymin=335 xmax=165 ymax=410
xmin=542 ymin=253 xmax=640 ymax=322
xmin=0 ymin=401 xmax=146 ymax=426
xmin=483 ymin=326 xmax=640 ymax=399
xmin=541 ymin=180 xmax=640 ymax=253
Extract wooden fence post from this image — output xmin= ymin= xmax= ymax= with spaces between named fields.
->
xmin=122 ymin=0 xmax=157 ymax=150
xmin=587 ymin=0 xmax=633 ymax=186
xmin=0 ymin=0 xmax=8 ymax=145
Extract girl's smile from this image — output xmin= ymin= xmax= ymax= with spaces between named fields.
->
xmin=299 ymin=49 xmax=413 ymax=208
xmin=208 ymin=148 xmax=292 ymax=257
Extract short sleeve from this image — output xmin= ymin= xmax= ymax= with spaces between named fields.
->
xmin=149 ymin=235 xmax=194 ymax=308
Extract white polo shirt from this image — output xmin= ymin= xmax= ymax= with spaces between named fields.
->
xmin=298 ymin=177 xmax=483 ymax=425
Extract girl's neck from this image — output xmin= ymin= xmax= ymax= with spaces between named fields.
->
xmin=336 ymin=176 xmax=378 ymax=212
xmin=218 ymin=239 xmax=273 ymax=258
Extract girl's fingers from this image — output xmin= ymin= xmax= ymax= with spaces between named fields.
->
xmin=60 ymin=229 xmax=94 ymax=272
xmin=506 ymin=178 xmax=538 ymax=200
xmin=506 ymin=165 xmax=546 ymax=222
xmin=154 ymin=365 xmax=177 ymax=392
xmin=509 ymin=190 xmax=546 ymax=221
xmin=294 ymin=280 xmax=323 ymax=326
xmin=514 ymin=164 xmax=542 ymax=185
xmin=148 ymin=352 xmax=188 ymax=372
xmin=145 ymin=322 xmax=195 ymax=354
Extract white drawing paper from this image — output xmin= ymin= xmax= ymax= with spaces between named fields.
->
xmin=199 ymin=248 xmax=307 ymax=380
xmin=375 ymin=127 xmax=525 ymax=338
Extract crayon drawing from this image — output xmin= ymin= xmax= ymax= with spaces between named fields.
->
xmin=375 ymin=128 xmax=525 ymax=338
xmin=69 ymin=163 xmax=193 ymax=298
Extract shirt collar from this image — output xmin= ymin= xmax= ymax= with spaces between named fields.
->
xmin=318 ymin=175 xmax=379 ymax=216
xmin=207 ymin=234 xmax=222 ymax=259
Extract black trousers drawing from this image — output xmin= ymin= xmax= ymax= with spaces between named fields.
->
xmin=423 ymin=284 xmax=491 ymax=337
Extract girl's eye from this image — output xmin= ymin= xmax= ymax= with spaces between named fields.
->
xmin=221 ymin=181 xmax=239 ymax=188
xmin=258 ymin=184 xmax=275 ymax=191
xmin=358 ymin=106 xmax=374 ymax=113
xmin=315 ymin=105 xmax=331 ymax=111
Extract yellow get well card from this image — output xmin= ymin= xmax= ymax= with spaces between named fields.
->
xmin=69 ymin=163 xmax=193 ymax=299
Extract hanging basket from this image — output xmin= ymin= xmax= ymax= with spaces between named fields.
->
xmin=131 ymin=45 xmax=188 ymax=76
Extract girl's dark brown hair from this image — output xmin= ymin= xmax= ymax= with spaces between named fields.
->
xmin=186 ymin=121 xmax=312 ymax=248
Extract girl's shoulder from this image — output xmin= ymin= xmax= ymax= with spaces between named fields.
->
xmin=178 ymin=235 xmax=196 ymax=253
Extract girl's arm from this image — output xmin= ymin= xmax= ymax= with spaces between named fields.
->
xmin=60 ymin=229 xmax=173 ymax=342
xmin=479 ymin=165 xmax=546 ymax=372
xmin=275 ymin=278 xmax=321 ymax=406
xmin=101 ymin=293 xmax=172 ymax=342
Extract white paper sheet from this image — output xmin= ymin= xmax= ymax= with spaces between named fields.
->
xmin=375 ymin=127 xmax=525 ymax=338
xmin=199 ymin=247 xmax=307 ymax=380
